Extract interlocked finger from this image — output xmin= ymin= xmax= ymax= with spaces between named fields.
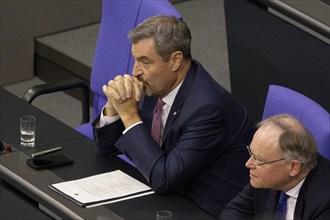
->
xmin=106 ymin=80 xmax=122 ymax=102
xmin=123 ymin=74 xmax=133 ymax=99
xmin=111 ymin=76 xmax=127 ymax=101
xmin=133 ymin=81 xmax=142 ymax=101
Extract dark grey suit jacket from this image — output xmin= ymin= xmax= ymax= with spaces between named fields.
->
xmin=93 ymin=60 xmax=255 ymax=217
xmin=220 ymin=155 xmax=330 ymax=220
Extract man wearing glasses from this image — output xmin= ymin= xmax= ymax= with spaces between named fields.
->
xmin=220 ymin=114 xmax=330 ymax=220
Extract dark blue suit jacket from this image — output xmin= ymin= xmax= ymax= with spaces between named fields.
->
xmin=93 ymin=61 xmax=255 ymax=217
xmin=220 ymin=155 xmax=330 ymax=220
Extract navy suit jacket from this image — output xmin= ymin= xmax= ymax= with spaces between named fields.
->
xmin=220 ymin=155 xmax=330 ymax=220
xmin=93 ymin=60 xmax=255 ymax=217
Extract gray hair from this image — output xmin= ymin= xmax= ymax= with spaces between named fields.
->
xmin=258 ymin=114 xmax=318 ymax=171
xmin=128 ymin=15 xmax=192 ymax=61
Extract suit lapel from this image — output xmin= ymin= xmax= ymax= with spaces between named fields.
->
xmin=162 ymin=84 xmax=186 ymax=148
xmin=294 ymin=168 xmax=314 ymax=220
xmin=162 ymin=62 xmax=197 ymax=148
xmin=264 ymin=190 xmax=280 ymax=218
xmin=162 ymin=101 xmax=182 ymax=148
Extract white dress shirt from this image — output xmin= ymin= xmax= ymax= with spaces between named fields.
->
xmin=284 ymin=178 xmax=305 ymax=220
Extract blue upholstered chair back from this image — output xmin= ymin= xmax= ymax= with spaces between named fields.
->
xmin=75 ymin=0 xmax=181 ymax=139
xmin=262 ymin=85 xmax=330 ymax=159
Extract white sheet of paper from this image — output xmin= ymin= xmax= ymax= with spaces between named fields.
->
xmin=85 ymin=191 xmax=155 ymax=208
xmin=50 ymin=170 xmax=153 ymax=206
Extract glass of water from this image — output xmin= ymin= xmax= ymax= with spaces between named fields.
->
xmin=156 ymin=210 xmax=172 ymax=220
xmin=20 ymin=115 xmax=36 ymax=147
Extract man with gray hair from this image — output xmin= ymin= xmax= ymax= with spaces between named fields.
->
xmin=93 ymin=15 xmax=255 ymax=216
xmin=220 ymin=114 xmax=330 ymax=220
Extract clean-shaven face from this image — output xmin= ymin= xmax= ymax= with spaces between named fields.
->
xmin=246 ymin=125 xmax=291 ymax=190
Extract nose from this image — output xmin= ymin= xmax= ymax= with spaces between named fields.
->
xmin=245 ymin=156 xmax=255 ymax=169
xmin=132 ymin=63 xmax=142 ymax=77
xmin=132 ymin=68 xmax=138 ymax=77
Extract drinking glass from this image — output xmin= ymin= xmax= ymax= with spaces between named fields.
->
xmin=20 ymin=115 xmax=36 ymax=147
xmin=156 ymin=210 xmax=172 ymax=220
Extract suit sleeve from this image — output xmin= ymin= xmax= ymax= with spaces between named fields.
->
xmin=115 ymin=103 xmax=232 ymax=193
xmin=219 ymin=184 xmax=255 ymax=220
xmin=92 ymin=116 xmax=124 ymax=155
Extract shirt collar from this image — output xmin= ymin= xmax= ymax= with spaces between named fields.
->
xmin=285 ymin=178 xmax=306 ymax=199
xmin=162 ymin=78 xmax=185 ymax=107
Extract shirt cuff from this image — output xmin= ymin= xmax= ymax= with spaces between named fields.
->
xmin=123 ymin=121 xmax=143 ymax=134
xmin=98 ymin=106 xmax=120 ymax=128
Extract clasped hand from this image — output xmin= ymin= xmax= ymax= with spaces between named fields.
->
xmin=102 ymin=74 xmax=142 ymax=120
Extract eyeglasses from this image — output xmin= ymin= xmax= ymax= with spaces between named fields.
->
xmin=246 ymin=145 xmax=286 ymax=168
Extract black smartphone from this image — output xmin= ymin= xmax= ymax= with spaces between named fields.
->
xmin=26 ymin=154 xmax=74 ymax=170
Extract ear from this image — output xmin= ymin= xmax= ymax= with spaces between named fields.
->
xmin=170 ymin=51 xmax=183 ymax=72
xmin=289 ymin=160 xmax=302 ymax=177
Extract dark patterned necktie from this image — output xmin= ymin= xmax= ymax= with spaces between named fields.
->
xmin=151 ymin=98 xmax=165 ymax=145
xmin=274 ymin=192 xmax=289 ymax=220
